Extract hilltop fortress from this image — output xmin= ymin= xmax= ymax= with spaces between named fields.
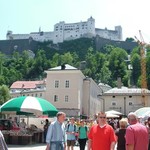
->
xmin=6 ymin=17 xmax=122 ymax=44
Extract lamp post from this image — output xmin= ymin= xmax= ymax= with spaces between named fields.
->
xmin=124 ymin=97 xmax=126 ymax=115
xmin=20 ymin=84 xmax=25 ymax=96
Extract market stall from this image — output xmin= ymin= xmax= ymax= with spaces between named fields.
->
xmin=0 ymin=96 xmax=58 ymax=145
xmin=2 ymin=124 xmax=44 ymax=145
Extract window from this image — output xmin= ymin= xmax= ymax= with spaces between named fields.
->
xmin=129 ymin=102 xmax=133 ymax=106
xmin=111 ymin=101 xmax=116 ymax=106
xmin=40 ymin=93 xmax=42 ymax=97
xmin=54 ymin=95 xmax=58 ymax=102
xmin=112 ymin=96 xmax=115 ymax=98
xmin=55 ymin=80 xmax=59 ymax=88
xmin=35 ymin=93 xmax=38 ymax=97
xmin=129 ymin=95 xmax=132 ymax=98
xmin=65 ymin=80 xmax=69 ymax=88
xmin=65 ymin=95 xmax=69 ymax=102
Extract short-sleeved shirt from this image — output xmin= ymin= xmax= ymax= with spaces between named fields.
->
xmin=66 ymin=124 xmax=76 ymax=140
xmin=88 ymin=124 xmax=116 ymax=150
xmin=78 ymin=126 xmax=88 ymax=139
xmin=125 ymin=123 xmax=149 ymax=150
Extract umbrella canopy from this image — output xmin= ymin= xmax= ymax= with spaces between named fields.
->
xmin=134 ymin=107 xmax=150 ymax=117
xmin=105 ymin=110 xmax=122 ymax=115
xmin=106 ymin=113 xmax=119 ymax=118
xmin=0 ymin=96 xmax=58 ymax=116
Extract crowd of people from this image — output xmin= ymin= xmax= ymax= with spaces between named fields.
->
xmin=44 ymin=111 xmax=150 ymax=150
xmin=1 ymin=111 xmax=150 ymax=150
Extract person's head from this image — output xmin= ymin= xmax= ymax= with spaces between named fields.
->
xmin=97 ymin=111 xmax=107 ymax=125
xmin=70 ymin=117 xmax=75 ymax=124
xmin=80 ymin=120 xmax=85 ymax=126
xmin=145 ymin=120 xmax=148 ymax=126
xmin=128 ymin=112 xmax=138 ymax=125
xmin=56 ymin=112 xmax=66 ymax=123
xmin=119 ymin=118 xmax=128 ymax=129
xmin=45 ymin=119 xmax=49 ymax=123
xmin=147 ymin=117 xmax=150 ymax=127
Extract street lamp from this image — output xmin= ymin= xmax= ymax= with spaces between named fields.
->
xmin=124 ymin=97 xmax=126 ymax=115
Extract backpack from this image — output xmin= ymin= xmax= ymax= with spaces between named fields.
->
xmin=79 ymin=126 xmax=88 ymax=132
xmin=66 ymin=123 xmax=76 ymax=132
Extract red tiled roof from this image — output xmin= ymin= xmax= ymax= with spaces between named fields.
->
xmin=10 ymin=81 xmax=44 ymax=89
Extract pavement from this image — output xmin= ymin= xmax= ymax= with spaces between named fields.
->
xmin=8 ymin=143 xmax=117 ymax=150
xmin=8 ymin=144 xmax=81 ymax=150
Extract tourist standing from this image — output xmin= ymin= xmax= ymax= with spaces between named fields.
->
xmin=146 ymin=117 xmax=150 ymax=150
xmin=43 ymin=119 xmax=50 ymax=143
xmin=45 ymin=112 xmax=66 ymax=150
xmin=88 ymin=111 xmax=116 ymax=150
xmin=19 ymin=118 xmax=27 ymax=129
xmin=125 ymin=112 xmax=148 ymax=150
xmin=78 ymin=120 xmax=88 ymax=150
xmin=66 ymin=117 xmax=77 ymax=150
xmin=115 ymin=118 xmax=128 ymax=150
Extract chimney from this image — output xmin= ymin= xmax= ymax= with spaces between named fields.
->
xmin=117 ymin=77 xmax=122 ymax=89
xmin=61 ymin=64 xmax=66 ymax=70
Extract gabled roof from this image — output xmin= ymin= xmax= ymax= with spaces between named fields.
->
xmin=49 ymin=64 xmax=77 ymax=71
xmin=10 ymin=81 xmax=45 ymax=89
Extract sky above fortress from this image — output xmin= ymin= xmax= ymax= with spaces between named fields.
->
xmin=0 ymin=0 xmax=150 ymax=42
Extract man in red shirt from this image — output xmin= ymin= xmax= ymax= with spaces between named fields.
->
xmin=125 ymin=112 xmax=148 ymax=150
xmin=88 ymin=111 xmax=116 ymax=150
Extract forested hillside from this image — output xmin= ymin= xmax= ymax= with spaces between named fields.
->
xmin=0 ymin=37 xmax=150 ymax=90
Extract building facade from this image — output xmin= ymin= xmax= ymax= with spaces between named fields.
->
xmin=6 ymin=17 xmax=122 ymax=44
xmin=102 ymin=86 xmax=150 ymax=115
xmin=10 ymin=64 xmax=103 ymax=118
xmin=44 ymin=64 xmax=102 ymax=118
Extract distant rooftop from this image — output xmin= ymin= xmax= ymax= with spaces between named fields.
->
xmin=105 ymin=86 xmax=150 ymax=95
xmin=10 ymin=80 xmax=45 ymax=89
xmin=49 ymin=64 xmax=78 ymax=71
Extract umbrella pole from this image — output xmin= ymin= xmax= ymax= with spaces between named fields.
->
xmin=27 ymin=116 xmax=29 ymax=127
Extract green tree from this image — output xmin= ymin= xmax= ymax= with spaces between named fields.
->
xmin=60 ymin=52 xmax=74 ymax=65
xmin=130 ymin=53 xmax=141 ymax=86
xmin=50 ymin=53 xmax=61 ymax=67
xmin=99 ymin=62 xmax=111 ymax=84
xmin=0 ymin=85 xmax=11 ymax=105
xmin=108 ymin=47 xmax=128 ymax=86
xmin=146 ymin=51 xmax=150 ymax=89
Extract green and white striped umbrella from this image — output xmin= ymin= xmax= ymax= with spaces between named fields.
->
xmin=0 ymin=96 xmax=58 ymax=116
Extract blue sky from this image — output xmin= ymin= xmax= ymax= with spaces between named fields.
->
xmin=0 ymin=0 xmax=150 ymax=42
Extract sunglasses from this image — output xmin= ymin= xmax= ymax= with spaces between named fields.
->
xmin=99 ymin=116 xmax=106 ymax=119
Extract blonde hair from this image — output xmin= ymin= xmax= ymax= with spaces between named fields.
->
xmin=119 ymin=118 xmax=128 ymax=128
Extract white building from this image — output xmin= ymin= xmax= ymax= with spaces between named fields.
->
xmin=44 ymin=64 xmax=102 ymax=118
xmin=6 ymin=17 xmax=122 ymax=44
